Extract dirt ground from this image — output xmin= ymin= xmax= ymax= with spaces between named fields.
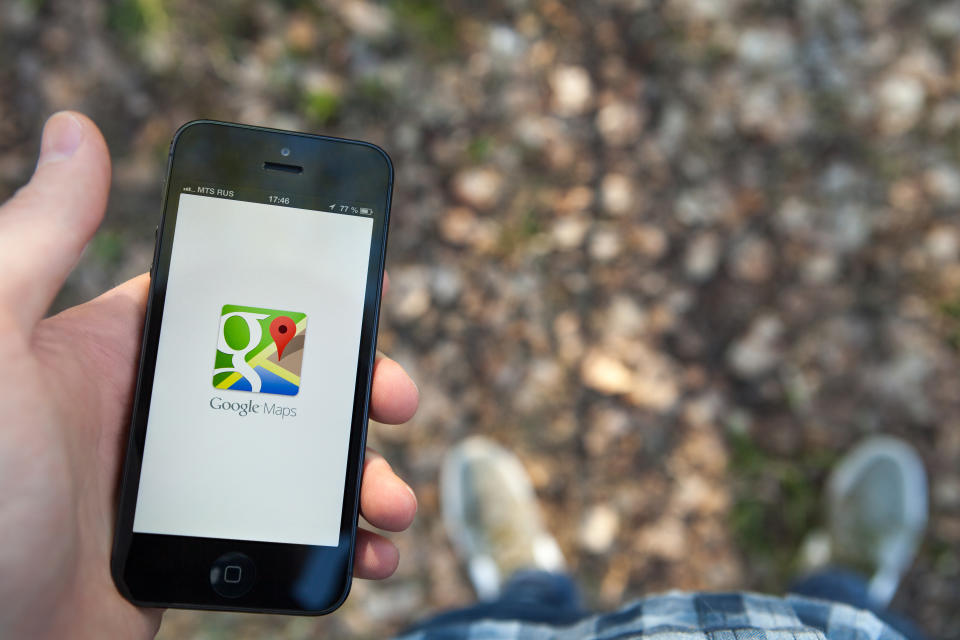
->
xmin=1 ymin=1 xmax=959 ymax=638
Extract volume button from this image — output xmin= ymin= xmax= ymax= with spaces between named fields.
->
xmin=150 ymin=225 xmax=159 ymax=278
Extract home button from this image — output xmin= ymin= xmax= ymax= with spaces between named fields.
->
xmin=210 ymin=552 xmax=256 ymax=598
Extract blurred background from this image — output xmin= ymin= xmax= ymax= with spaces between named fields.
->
xmin=2 ymin=0 xmax=959 ymax=637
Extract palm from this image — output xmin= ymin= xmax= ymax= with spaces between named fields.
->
xmin=0 ymin=278 xmax=160 ymax=638
xmin=0 ymin=113 xmax=418 ymax=640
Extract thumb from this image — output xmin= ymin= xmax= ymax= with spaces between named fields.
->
xmin=0 ymin=112 xmax=111 ymax=331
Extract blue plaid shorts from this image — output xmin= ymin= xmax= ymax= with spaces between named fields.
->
xmin=395 ymin=591 xmax=905 ymax=640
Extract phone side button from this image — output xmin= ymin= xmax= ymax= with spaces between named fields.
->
xmin=210 ymin=552 xmax=256 ymax=598
xmin=150 ymin=226 xmax=159 ymax=279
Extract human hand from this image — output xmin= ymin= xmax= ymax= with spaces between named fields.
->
xmin=0 ymin=112 xmax=419 ymax=640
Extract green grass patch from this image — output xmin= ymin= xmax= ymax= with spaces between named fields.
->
xmin=940 ymin=298 xmax=960 ymax=351
xmin=728 ymin=431 xmax=837 ymax=588
xmin=276 ymin=0 xmax=318 ymax=9
xmin=17 ymin=0 xmax=48 ymax=14
xmin=89 ymin=231 xmax=125 ymax=267
xmin=349 ymin=76 xmax=393 ymax=116
xmin=496 ymin=209 xmax=542 ymax=255
xmin=106 ymin=0 xmax=169 ymax=41
xmin=391 ymin=0 xmax=457 ymax=55
xmin=302 ymin=90 xmax=341 ymax=126
xmin=467 ymin=135 xmax=493 ymax=163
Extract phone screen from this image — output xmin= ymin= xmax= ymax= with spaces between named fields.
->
xmin=131 ymin=190 xmax=373 ymax=547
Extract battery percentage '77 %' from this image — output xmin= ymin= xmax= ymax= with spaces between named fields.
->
xmin=328 ymin=203 xmax=374 ymax=215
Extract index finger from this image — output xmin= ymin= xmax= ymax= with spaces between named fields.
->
xmin=369 ymin=353 xmax=418 ymax=424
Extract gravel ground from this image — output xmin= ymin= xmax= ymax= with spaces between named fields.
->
xmin=2 ymin=1 xmax=959 ymax=638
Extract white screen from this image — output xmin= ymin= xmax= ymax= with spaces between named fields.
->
xmin=132 ymin=193 xmax=373 ymax=547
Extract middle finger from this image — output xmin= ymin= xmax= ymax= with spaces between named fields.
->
xmin=359 ymin=449 xmax=417 ymax=532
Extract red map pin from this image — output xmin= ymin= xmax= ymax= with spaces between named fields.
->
xmin=269 ymin=316 xmax=296 ymax=359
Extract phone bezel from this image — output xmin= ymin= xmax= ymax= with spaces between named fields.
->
xmin=110 ymin=120 xmax=393 ymax=615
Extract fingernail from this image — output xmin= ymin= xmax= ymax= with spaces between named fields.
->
xmin=406 ymin=483 xmax=418 ymax=507
xmin=38 ymin=112 xmax=84 ymax=167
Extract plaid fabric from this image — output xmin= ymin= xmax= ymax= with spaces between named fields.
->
xmin=395 ymin=591 xmax=906 ymax=640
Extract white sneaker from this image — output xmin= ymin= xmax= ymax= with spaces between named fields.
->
xmin=826 ymin=436 xmax=928 ymax=607
xmin=440 ymin=436 xmax=565 ymax=599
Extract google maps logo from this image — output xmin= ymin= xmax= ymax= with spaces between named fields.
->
xmin=212 ymin=304 xmax=306 ymax=396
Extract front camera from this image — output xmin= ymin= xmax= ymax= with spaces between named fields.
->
xmin=280 ymin=147 xmax=291 ymax=157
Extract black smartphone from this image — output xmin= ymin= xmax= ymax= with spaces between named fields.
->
xmin=111 ymin=120 xmax=393 ymax=614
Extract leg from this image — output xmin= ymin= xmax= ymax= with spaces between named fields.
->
xmin=404 ymin=437 xmax=587 ymax=633
xmin=405 ymin=570 xmax=588 ymax=632
xmin=792 ymin=436 xmax=930 ymax=640
xmin=790 ymin=568 xmax=927 ymax=640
